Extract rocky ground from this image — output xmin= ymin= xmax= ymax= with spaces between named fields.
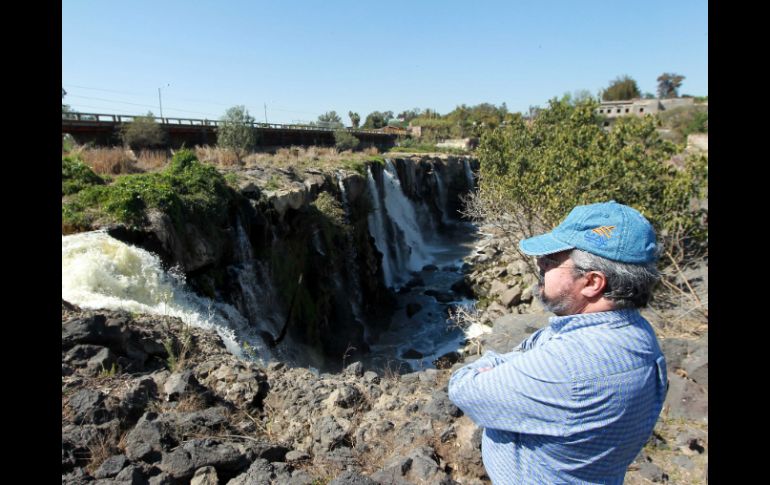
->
xmin=62 ymin=232 xmax=707 ymax=484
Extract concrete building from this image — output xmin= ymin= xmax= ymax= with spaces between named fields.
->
xmin=596 ymin=97 xmax=696 ymax=126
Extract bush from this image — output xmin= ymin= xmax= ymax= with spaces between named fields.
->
xmin=217 ymin=106 xmax=257 ymax=159
xmin=334 ymin=129 xmax=360 ymax=151
xmin=62 ymin=151 xmax=233 ymax=230
xmin=62 ymin=156 xmax=104 ymax=195
xmin=121 ymin=112 xmax=167 ymax=150
xmin=474 ymin=98 xmax=707 ymax=265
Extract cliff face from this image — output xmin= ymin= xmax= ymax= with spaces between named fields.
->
xmin=103 ymin=155 xmax=478 ymax=370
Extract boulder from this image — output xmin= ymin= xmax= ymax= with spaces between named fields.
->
xmin=190 ymin=466 xmax=219 ymax=485
xmin=499 ymin=285 xmax=522 ymax=308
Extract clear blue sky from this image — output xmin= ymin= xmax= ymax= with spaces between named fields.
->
xmin=62 ymin=0 xmax=708 ymax=125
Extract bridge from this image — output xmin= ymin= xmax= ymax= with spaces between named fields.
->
xmin=62 ymin=112 xmax=399 ymax=149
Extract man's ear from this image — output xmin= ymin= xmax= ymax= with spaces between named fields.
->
xmin=579 ymin=271 xmax=607 ymax=299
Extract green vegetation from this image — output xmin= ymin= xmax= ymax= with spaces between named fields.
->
xmin=475 ymin=98 xmax=708 ymax=264
xmin=62 ymin=149 xmax=234 ymax=231
xmin=164 ymin=324 xmax=194 ymax=372
xmin=657 ymin=73 xmax=686 ymax=98
xmin=218 ymin=105 xmax=257 ymax=159
xmin=339 ymin=155 xmax=384 ymax=175
xmin=348 ymin=111 xmax=360 ymax=129
xmin=62 ymin=133 xmax=76 ymax=153
xmin=62 ymin=156 xmax=105 ymax=195
xmin=98 ymin=362 xmax=119 ymax=378
xmin=601 ymin=75 xmax=641 ymax=101
xmin=658 ymin=105 xmax=708 ymax=144
xmin=406 ymin=103 xmax=513 ymax=141
xmin=264 ymin=174 xmax=284 ymax=191
xmin=362 ymin=110 xmax=393 ymax=129
xmin=317 ymin=111 xmax=344 ymax=129
xmin=334 ymin=129 xmax=360 ymax=151
xmin=120 ymin=112 xmax=168 ymax=150
xmin=312 ymin=191 xmax=347 ymax=233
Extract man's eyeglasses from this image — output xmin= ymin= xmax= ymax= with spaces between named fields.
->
xmin=536 ymin=254 xmax=585 ymax=273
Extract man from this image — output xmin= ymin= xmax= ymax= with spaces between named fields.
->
xmin=448 ymin=201 xmax=668 ymax=484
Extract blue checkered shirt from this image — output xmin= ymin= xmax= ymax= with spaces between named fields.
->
xmin=448 ymin=309 xmax=667 ymax=484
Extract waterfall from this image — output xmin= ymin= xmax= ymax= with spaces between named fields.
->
xmin=231 ymin=219 xmax=284 ymax=339
xmin=381 ymin=160 xmax=432 ymax=272
xmin=463 ymin=158 xmax=475 ymax=189
xmin=61 ymin=230 xmax=271 ymax=362
xmin=433 ymin=168 xmax=450 ymax=224
xmin=335 ymin=172 xmax=365 ymax=325
xmin=366 ymin=167 xmax=397 ymax=288
xmin=336 ymin=171 xmax=351 ymax=224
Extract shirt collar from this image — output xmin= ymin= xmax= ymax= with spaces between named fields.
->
xmin=548 ymin=308 xmax=641 ymax=334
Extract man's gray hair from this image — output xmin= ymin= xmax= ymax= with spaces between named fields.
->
xmin=569 ymin=249 xmax=659 ymax=309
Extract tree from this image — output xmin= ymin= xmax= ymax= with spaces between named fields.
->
xmin=317 ymin=111 xmax=343 ymax=129
xmin=348 ymin=111 xmax=360 ymax=129
xmin=218 ymin=105 xmax=256 ymax=159
xmin=62 ymin=88 xmax=72 ymax=114
xmin=397 ymin=108 xmax=422 ymax=123
xmin=363 ymin=111 xmax=391 ymax=129
xmin=334 ymin=129 xmax=360 ymax=151
xmin=121 ymin=112 xmax=167 ymax=150
xmin=570 ymin=89 xmax=594 ymax=104
xmin=657 ymin=73 xmax=685 ymax=98
xmin=601 ymin=75 xmax=641 ymax=101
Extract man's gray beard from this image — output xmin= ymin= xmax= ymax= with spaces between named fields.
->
xmin=534 ymin=282 xmax=575 ymax=316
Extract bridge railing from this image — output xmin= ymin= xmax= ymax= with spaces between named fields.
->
xmin=63 ymin=112 xmax=389 ymax=135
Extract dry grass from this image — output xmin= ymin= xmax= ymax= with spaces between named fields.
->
xmin=195 ymin=145 xmax=242 ymax=167
xmin=175 ymin=392 xmax=209 ymax=413
xmin=240 ymin=145 xmax=380 ymax=171
xmin=85 ymin=428 xmax=122 ymax=475
xmin=135 ymin=150 xmax=169 ymax=172
xmin=76 ymin=147 xmax=141 ymax=175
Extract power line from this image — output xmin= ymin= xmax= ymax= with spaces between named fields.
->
xmin=68 ymin=95 xmax=222 ymax=118
xmin=64 ymin=84 xmax=146 ymax=96
xmin=64 ymin=83 xmax=324 ymax=117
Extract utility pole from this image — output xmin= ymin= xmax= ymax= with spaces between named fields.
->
xmin=158 ymin=84 xmax=170 ymax=120
xmin=264 ymin=103 xmax=268 ymax=124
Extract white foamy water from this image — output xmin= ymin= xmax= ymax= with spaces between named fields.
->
xmin=381 ymin=160 xmax=432 ymax=271
xmin=463 ymin=158 xmax=475 ymax=189
xmin=62 ymin=230 xmax=270 ymax=361
xmin=366 ymin=167 xmax=397 ymax=287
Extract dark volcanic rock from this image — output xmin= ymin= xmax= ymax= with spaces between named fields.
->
xmin=329 ymin=470 xmax=379 ymax=485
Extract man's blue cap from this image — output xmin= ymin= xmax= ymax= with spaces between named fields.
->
xmin=519 ymin=201 xmax=658 ymax=263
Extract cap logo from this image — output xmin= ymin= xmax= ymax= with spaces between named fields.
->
xmin=591 ymin=225 xmax=615 ymax=238
xmin=584 ymin=225 xmax=615 ymax=248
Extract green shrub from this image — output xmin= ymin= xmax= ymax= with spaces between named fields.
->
xmin=339 ymin=156 xmax=384 ymax=175
xmin=62 ymin=156 xmax=104 ymax=195
xmin=62 ymin=151 xmax=233 ymax=230
xmin=334 ymin=129 xmax=360 ymax=151
xmin=121 ymin=112 xmax=167 ymax=150
xmin=475 ymin=98 xmax=707 ymax=264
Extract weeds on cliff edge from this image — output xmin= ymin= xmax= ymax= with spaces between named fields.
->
xmin=164 ymin=323 xmax=194 ymax=372
xmin=341 ymin=344 xmax=357 ymax=370
xmin=85 ymin=428 xmax=121 ymax=475
xmin=98 ymin=362 xmax=119 ymax=378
